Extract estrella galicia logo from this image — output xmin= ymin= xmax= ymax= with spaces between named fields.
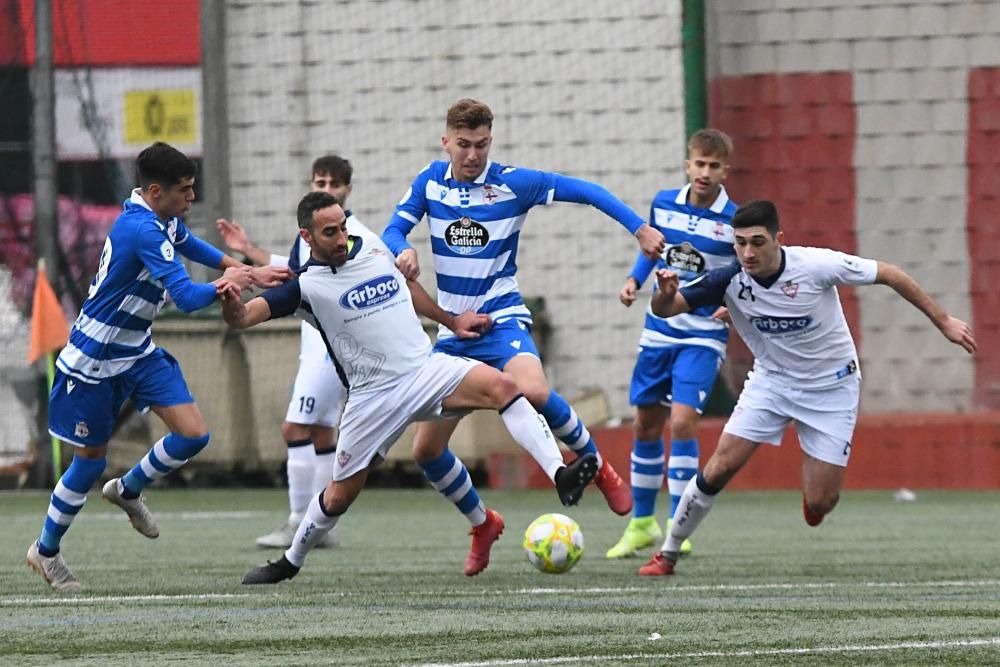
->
xmin=444 ymin=217 xmax=490 ymax=256
xmin=665 ymin=242 xmax=706 ymax=277
xmin=750 ymin=315 xmax=813 ymax=334
xmin=340 ymin=275 xmax=400 ymax=310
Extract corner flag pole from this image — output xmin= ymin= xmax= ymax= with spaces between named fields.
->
xmin=28 ymin=259 xmax=69 ymax=484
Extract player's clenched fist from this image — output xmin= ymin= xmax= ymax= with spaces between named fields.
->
xmin=654 ymin=268 xmax=679 ymax=298
xmin=635 ymin=223 xmax=666 ymax=260
xmin=619 ymin=278 xmax=639 ymax=307
xmin=396 ymin=248 xmax=420 ymax=280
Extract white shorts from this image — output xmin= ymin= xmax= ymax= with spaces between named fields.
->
xmin=723 ymin=370 xmax=861 ymax=467
xmin=333 ymin=353 xmax=480 ymax=480
xmin=284 ymin=358 xmax=345 ymax=427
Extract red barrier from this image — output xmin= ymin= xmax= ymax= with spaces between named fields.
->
xmin=487 ymin=413 xmax=1000 ymax=490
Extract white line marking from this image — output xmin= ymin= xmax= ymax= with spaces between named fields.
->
xmin=1 ymin=593 xmax=255 ymax=607
xmin=5 ymin=578 xmax=997 ymax=607
xmin=408 ymin=638 xmax=1000 ymax=667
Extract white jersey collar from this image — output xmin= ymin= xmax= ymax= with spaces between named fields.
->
xmin=444 ymin=160 xmax=493 ymax=184
xmin=675 ymin=184 xmax=731 ymax=213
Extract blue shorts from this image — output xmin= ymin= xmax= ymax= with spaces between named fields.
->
xmin=49 ymin=348 xmax=194 ymax=447
xmin=433 ymin=319 xmax=539 ymax=370
xmin=629 ymin=345 xmax=722 ymax=413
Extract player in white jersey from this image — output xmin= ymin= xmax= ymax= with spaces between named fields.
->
xmin=608 ymin=129 xmax=738 ymax=559
xmin=383 ymin=99 xmax=667 ymax=517
xmin=637 ymin=200 xmax=976 ymax=576
xmin=217 ymin=155 xmax=357 ymax=549
xmin=26 ymin=142 xmax=289 ymax=591
xmin=227 ymin=192 xmax=599 ymax=584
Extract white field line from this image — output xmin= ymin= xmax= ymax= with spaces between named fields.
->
xmin=4 ymin=578 xmax=999 ymax=607
xmin=7 ymin=510 xmax=271 ymax=523
xmin=408 ymin=638 xmax=1000 ymax=667
xmin=2 ymin=593 xmax=254 ymax=606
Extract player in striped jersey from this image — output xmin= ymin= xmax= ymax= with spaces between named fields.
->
xmin=607 ymin=130 xmax=738 ymax=559
xmin=382 ymin=99 xmax=666 ymax=516
xmin=217 ymin=155 xmax=358 ymax=550
xmin=638 ymin=200 xmax=976 ymax=576
xmin=26 ymin=142 xmax=290 ymax=590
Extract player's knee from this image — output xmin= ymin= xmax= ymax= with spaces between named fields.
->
xmin=412 ymin=437 xmax=446 ymax=463
xmin=281 ymin=421 xmax=309 ymax=443
xmin=516 ymin=380 xmax=550 ymax=408
xmin=669 ymin=413 xmax=698 ymax=440
xmin=634 ymin=415 xmax=665 ymax=442
xmin=490 ymin=372 xmax=521 ymax=408
xmin=702 ymin=456 xmax=738 ymax=489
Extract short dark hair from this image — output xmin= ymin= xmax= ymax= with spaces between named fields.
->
xmin=688 ymin=129 xmax=733 ymax=160
xmin=446 ymin=98 xmax=493 ymax=130
xmin=136 ymin=142 xmax=197 ymax=190
xmin=312 ymin=155 xmax=352 ymax=184
xmin=297 ymin=191 xmax=340 ymax=230
xmin=732 ymin=200 xmax=780 ymax=237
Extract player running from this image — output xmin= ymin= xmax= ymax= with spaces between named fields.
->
xmin=27 ymin=142 xmax=288 ymax=591
xmin=230 ymin=192 xmax=599 ymax=584
xmin=637 ymin=200 xmax=977 ymax=576
xmin=607 ymin=129 xmax=738 ymax=559
xmin=382 ymin=98 xmax=666 ymax=516
xmin=216 ymin=155 xmax=359 ymax=550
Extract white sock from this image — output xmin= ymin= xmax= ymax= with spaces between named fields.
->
xmin=500 ymin=396 xmax=564 ymax=481
xmin=286 ymin=442 xmax=316 ymax=523
xmin=312 ymin=448 xmax=336 ymax=496
xmin=663 ymin=476 xmax=719 ymax=554
xmin=284 ymin=492 xmax=340 ymax=568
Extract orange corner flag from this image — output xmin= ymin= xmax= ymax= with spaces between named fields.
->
xmin=28 ymin=260 xmax=69 ymax=364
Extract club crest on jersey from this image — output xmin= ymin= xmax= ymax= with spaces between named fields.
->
xmin=713 ymin=221 xmax=726 ymax=238
xmin=781 ymin=280 xmax=799 ymax=298
xmin=337 ymin=451 xmax=352 ymax=467
xmin=444 ymin=217 xmax=489 ymax=256
xmin=340 ymin=275 xmax=400 ymax=310
xmin=665 ymin=242 xmax=706 ymax=276
xmin=74 ymin=421 xmax=90 ymax=438
xmin=483 ymin=184 xmax=498 ymax=203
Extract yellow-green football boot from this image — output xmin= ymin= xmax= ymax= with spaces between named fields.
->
xmin=605 ymin=516 xmax=663 ymax=558
xmin=666 ymin=518 xmax=693 ymax=556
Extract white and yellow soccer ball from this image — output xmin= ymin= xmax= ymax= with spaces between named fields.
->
xmin=522 ymin=513 xmax=584 ymax=574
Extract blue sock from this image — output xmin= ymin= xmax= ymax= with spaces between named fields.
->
xmin=630 ymin=439 xmax=664 ymax=519
xmin=540 ymin=391 xmax=601 ymax=465
xmin=668 ymin=438 xmax=699 ymax=519
xmin=419 ymin=449 xmax=487 ymax=526
xmin=37 ymin=455 xmax=107 ymax=556
xmin=121 ymin=432 xmax=210 ymax=497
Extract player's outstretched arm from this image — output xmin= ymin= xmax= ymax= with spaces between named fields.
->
xmin=875 ymin=261 xmax=977 ymax=353
xmin=220 ymin=290 xmax=272 ymax=330
xmin=406 ymin=278 xmax=491 ymax=338
xmin=650 ymin=269 xmax=691 ymax=318
xmin=216 ymin=218 xmax=273 ymax=267
xmin=551 ymin=174 xmax=666 ymax=259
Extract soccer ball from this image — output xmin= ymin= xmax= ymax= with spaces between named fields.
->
xmin=522 ymin=513 xmax=584 ymax=574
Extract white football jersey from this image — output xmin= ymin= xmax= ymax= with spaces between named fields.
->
xmin=261 ymin=222 xmax=432 ymax=393
xmin=681 ymin=246 xmax=878 ymax=389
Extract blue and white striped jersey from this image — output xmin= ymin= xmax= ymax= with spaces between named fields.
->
xmin=57 ymin=189 xmax=213 ymax=383
xmin=384 ymin=160 xmax=647 ymax=342
xmin=383 ymin=160 xmax=558 ymax=339
xmin=630 ymin=184 xmax=738 ymax=356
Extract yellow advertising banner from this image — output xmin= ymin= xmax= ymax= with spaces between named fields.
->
xmin=124 ymin=89 xmax=197 ymax=144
